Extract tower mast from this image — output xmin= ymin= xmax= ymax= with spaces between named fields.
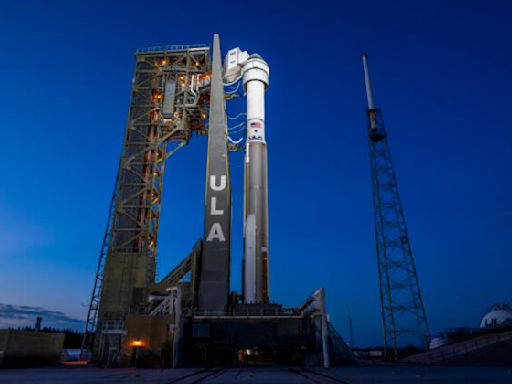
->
xmin=362 ymin=54 xmax=429 ymax=358
xmin=198 ymin=34 xmax=232 ymax=312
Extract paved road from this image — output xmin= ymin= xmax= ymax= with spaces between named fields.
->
xmin=1 ymin=366 xmax=512 ymax=383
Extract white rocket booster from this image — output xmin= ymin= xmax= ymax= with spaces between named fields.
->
xmin=244 ymin=54 xmax=269 ymax=303
xmin=224 ymin=49 xmax=270 ymax=303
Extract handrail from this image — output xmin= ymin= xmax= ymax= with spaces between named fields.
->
xmin=136 ymin=44 xmax=209 ymax=54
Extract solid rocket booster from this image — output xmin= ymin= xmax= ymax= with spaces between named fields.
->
xmin=243 ymin=55 xmax=270 ymax=303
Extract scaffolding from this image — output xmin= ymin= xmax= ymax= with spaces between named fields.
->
xmin=83 ymin=46 xmax=211 ymax=363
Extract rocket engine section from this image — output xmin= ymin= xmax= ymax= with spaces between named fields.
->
xmin=225 ymin=48 xmax=270 ymax=304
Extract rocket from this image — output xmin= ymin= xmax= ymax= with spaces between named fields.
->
xmin=225 ymin=49 xmax=270 ymax=303
xmin=243 ymin=54 xmax=270 ymax=304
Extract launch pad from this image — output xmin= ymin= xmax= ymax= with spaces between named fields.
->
xmin=81 ymin=35 xmax=356 ymax=368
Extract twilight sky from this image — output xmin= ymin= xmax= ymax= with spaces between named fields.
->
xmin=0 ymin=0 xmax=511 ymax=347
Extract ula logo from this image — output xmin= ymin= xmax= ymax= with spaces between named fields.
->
xmin=206 ymin=174 xmax=226 ymax=242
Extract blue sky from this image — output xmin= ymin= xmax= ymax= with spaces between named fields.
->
xmin=0 ymin=0 xmax=511 ymax=347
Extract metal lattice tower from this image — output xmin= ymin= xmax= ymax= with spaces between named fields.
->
xmin=85 ymin=45 xmax=211 ymax=364
xmin=362 ymin=55 xmax=429 ymax=358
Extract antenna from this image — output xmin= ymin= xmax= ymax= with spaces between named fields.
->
xmin=362 ymin=54 xmax=375 ymax=110
xmin=362 ymin=54 xmax=378 ymax=130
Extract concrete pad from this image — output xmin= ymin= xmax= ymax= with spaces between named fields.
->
xmin=2 ymin=366 xmax=512 ymax=383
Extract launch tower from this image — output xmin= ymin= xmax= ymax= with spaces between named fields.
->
xmin=81 ymin=35 xmax=356 ymax=368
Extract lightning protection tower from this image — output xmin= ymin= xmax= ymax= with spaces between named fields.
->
xmin=362 ymin=55 xmax=429 ymax=358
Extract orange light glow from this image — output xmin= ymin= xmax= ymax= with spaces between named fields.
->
xmin=131 ymin=339 xmax=143 ymax=347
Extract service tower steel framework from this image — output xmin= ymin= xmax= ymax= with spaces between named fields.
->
xmin=362 ymin=55 xmax=429 ymax=358
xmin=82 ymin=45 xmax=211 ymax=362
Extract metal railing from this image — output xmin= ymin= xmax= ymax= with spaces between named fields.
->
xmin=136 ymin=44 xmax=208 ymax=54
xmin=193 ymin=306 xmax=303 ymax=317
